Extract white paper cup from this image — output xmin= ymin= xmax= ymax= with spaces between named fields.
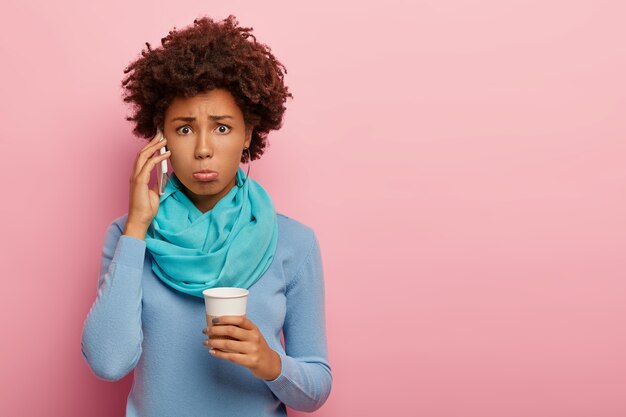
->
xmin=202 ymin=287 xmax=249 ymax=352
xmin=202 ymin=287 xmax=249 ymax=317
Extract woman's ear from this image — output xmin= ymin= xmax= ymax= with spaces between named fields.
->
xmin=245 ymin=125 xmax=253 ymax=149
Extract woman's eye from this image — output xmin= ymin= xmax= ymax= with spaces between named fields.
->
xmin=215 ymin=124 xmax=231 ymax=134
xmin=176 ymin=126 xmax=192 ymax=135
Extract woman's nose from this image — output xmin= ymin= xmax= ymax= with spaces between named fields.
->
xmin=195 ymin=132 xmax=214 ymax=159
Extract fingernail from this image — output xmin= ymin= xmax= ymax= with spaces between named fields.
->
xmin=212 ymin=317 xmax=220 ymax=324
xmin=209 ymin=349 xmax=216 ymax=355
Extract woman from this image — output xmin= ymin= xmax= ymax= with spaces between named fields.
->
xmin=81 ymin=15 xmax=332 ymax=417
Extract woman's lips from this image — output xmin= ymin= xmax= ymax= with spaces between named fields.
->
xmin=192 ymin=172 xmax=219 ymax=181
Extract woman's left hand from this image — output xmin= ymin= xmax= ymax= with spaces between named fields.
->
xmin=202 ymin=316 xmax=282 ymax=381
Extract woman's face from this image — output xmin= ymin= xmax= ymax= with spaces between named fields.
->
xmin=163 ymin=88 xmax=252 ymax=213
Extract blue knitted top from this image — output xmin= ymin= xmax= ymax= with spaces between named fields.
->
xmin=81 ymin=212 xmax=332 ymax=416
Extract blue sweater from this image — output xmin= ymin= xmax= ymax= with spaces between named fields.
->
xmin=81 ymin=212 xmax=332 ymax=416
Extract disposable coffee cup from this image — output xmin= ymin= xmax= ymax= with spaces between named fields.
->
xmin=202 ymin=287 xmax=249 ymax=352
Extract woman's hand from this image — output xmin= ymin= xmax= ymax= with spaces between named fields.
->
xmin=124 ymin=131 xmax=170 ymax=238
xmin=202 ymin=316 xmax=282 ymax=381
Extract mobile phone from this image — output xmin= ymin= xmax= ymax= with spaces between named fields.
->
xmin=156 ymin=128 xmax=169 ymax=195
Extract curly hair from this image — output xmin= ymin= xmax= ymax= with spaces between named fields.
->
xmin=121 ymin=15 xmax=293 ymax=162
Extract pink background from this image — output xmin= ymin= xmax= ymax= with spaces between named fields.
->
xmin=1 ymin=0 xmax=625 ymax=416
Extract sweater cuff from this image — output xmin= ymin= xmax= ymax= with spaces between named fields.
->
xmin=263 ymin=350 xmax=298 ymax=393
xmin=113 ymin=235 xmax=146 ymax=269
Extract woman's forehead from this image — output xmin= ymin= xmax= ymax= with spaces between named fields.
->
xmin=166 ymin=89 xmax=243 ymax=118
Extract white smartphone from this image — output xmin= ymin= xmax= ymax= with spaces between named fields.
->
xmin=156 ymin=128 xmax=169 ymax=195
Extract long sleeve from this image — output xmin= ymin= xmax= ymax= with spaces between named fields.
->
xmin=263 ymin=232 xmax=333 ymax=412
xmin=81 ymin=220 xmax=145 ymax=381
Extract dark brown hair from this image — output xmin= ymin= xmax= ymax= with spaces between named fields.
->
xmin=121 ymin=15 xmax=293 ymax=162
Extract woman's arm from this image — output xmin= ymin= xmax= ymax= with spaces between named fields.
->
xmin=264 ymin=232 xmax=333 ymax=412
xmin=81 ymin=218 xmax=145 ymax=381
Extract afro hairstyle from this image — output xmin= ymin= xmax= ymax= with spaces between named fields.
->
xmin=120 ymin=14 xmax=293 ymax=162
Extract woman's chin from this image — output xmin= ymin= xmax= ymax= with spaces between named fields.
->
xmin=189 ymin=180 xmax=220 ymax=193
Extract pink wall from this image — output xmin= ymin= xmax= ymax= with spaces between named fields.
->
xmin=1 ymin=0 xmax=625 ymax=416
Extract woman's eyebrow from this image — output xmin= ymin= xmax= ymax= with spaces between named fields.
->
xmin=170 ymin=115 xmax=235 ymax=122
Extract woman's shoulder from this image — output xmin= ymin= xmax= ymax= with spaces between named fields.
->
xmin=275 ymin=212 xmax=319 ymax=254
xmin=276 ymin=212 xmax=316 ymax=239
xmin=275 ymin=213 xmax=322 ymax=285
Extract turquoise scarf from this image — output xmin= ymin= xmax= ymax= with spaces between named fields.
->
xmin=145 ymin=167 xmax=278 ymax=298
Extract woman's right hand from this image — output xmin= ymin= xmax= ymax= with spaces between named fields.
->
xmin=124 ymin=131 xmax=171 ymax=239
